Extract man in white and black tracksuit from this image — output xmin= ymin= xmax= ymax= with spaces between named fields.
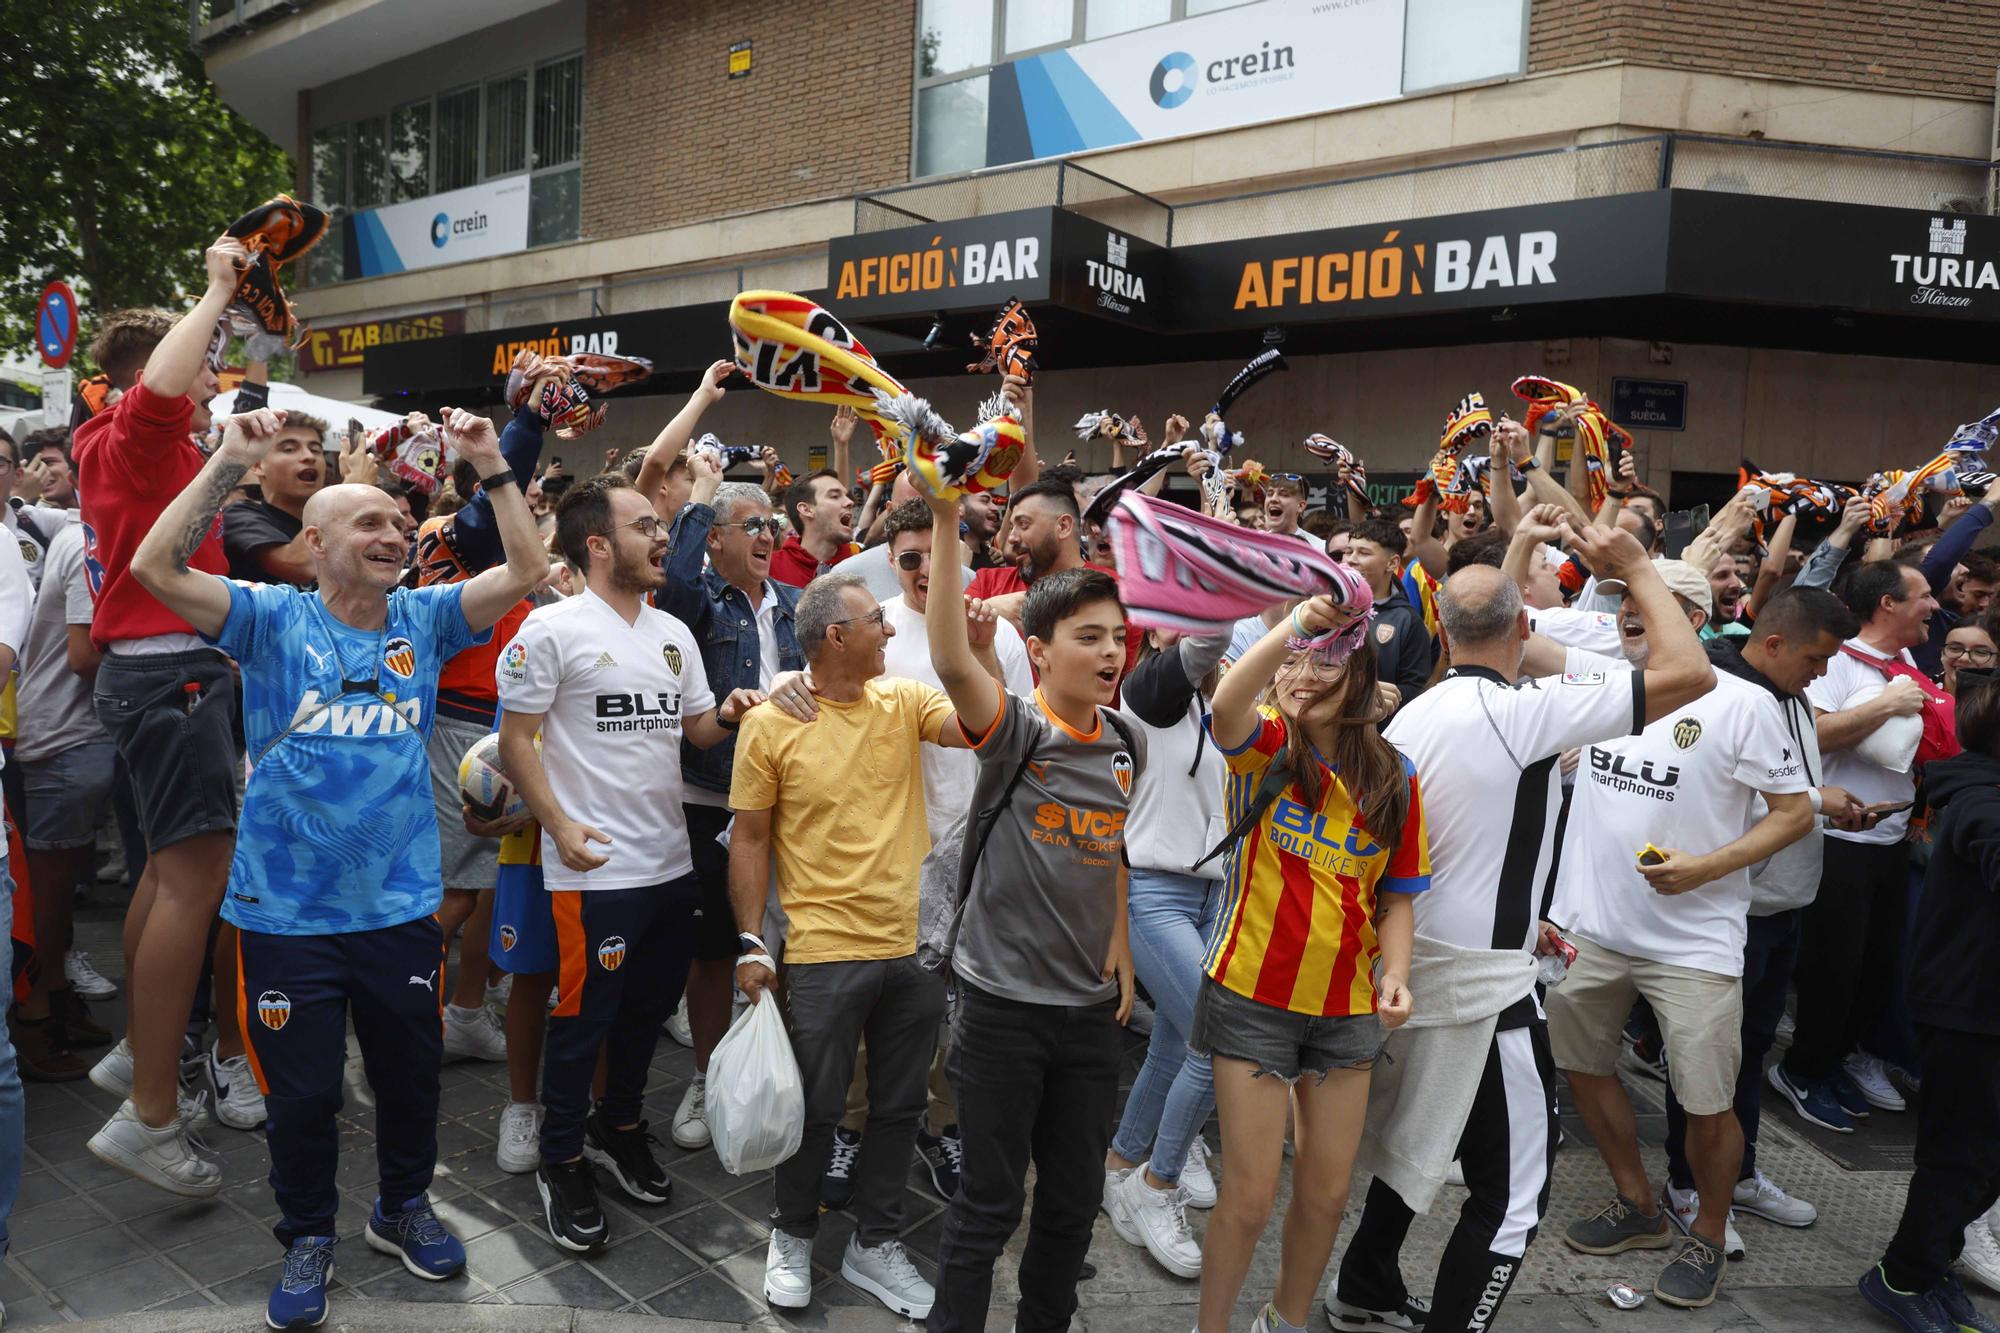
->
xmin=1327 ymin=521 xmax=1717 ymax=1333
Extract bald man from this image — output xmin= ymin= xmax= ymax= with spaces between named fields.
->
xmin=131 ymin=405 xmax=544 ymax=1328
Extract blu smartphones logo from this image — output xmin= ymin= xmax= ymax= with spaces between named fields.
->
xmin=1150 ymin=41 xmax=1296 ymax=109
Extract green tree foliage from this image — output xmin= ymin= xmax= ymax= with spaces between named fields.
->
xmin=0 ymin=0 xmax=293 ymax=355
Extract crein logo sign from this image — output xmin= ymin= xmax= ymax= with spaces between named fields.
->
xmin=1890 ymin=216 xmax=1995 ymax=309
xmin=431 ymin=209 xmax=491 ymax=249
xmin=1085 ymin=230 xmax=1146 ymax=313
xmin=1151 ymin=42 xmax=1294 ymax=109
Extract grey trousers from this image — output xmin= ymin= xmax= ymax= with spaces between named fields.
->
xmin=773 ymin=953 xmax=947 ymax=1243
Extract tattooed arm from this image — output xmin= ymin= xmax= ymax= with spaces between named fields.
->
xmin=133 ymin=408 xmax=286 ymax=638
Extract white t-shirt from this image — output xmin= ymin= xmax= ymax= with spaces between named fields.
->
xmin=1527 ymin=605 xmax=1623 ymax=657
xmin=1384 ymin=648 xmax=1644 ymax=956
xmin=880 ymin=593 xmax=1033 ymax=842
xmin=498 ymin=588 xmax=715 ymax=890
xmin=1551 ymin=670 xmax=1809 ymax=976
xmin=1805 ymin=638 xmax=1918 ymax=845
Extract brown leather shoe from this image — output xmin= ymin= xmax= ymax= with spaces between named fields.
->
xmin=50 ymin=988 xmax=113 ymax=1047
xmin=10 ymin=1006 xmax=88 ymax=1082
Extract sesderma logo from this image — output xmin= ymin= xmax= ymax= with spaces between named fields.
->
xmin=1150 ymin=51 xmax=1195 ymax=107
xmin=431 ymin=213 xmax=450 ymax=248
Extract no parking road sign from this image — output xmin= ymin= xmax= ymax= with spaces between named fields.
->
xmin=37 ymin=280 xmax=77 ymax=368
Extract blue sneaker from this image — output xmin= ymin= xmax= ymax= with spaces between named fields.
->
xmin=1859 ymin=1263 xmax=1957 ymax=1333
xmin=1832 ymin=1070 xmax=1874 ymax=1121
xmin=364 ymin=1195 xmax=465 ymax=1280
xmin=266 ymin=1235 xmax=335 ymax=1330
xmin=1767 ymin=1064 xmax=1853 ymax=1134
xmin=1936 ymin=1271 xmax=2000 ymax=1332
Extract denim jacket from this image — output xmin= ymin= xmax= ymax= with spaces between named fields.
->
xmin=662 ymin=500 xmax=806 ymax=797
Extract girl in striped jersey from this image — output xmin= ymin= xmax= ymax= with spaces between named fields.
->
xmin=1194 ymin=592 xmax=1430 ymax=1333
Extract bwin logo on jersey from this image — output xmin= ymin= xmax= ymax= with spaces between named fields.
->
xmin=597 ymin=936 xmax=628 ymax=971
xmin=286 ymin=690 xmax=424 ymax=736
xmin=258 ymin=990 xmax=292 ymax=1031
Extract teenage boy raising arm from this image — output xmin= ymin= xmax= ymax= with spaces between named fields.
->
xmin=920 ymin=490 xmax=1143 ymax=1333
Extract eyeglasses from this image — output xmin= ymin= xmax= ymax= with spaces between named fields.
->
xmin=619 ymin=516 xmax=665 ymax=538
xmin=831 ymin=606 xmax=888 ymax=629
xmin=895 ymin=550 xmax=929 ymax=571
xmin=1276 ymin=651 xmax=1346 ymax=681
xmin=1943 ymin=642 xmax=1998 ymax=664
xmin=729 ymin=517 xmax=780 ymax=538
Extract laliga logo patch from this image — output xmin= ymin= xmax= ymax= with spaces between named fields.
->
xmin=662 ymin=642 xmax=683 ymax=675
xmin=499 ymin=924 xmax=517 ymax=952
xmin=1671 ymin=716 xmax=1703 ymax=751
xmin=1112 ymin=751 xmax=1133 ymax=797
xmin=382 ymin=636 xmax=416 ymax=679
xmin=500 ymin=641 xmax=527 ymax=682
xmin=257 ymin=990 xmax=292 ymax=1031
xmin=596 ymin=935 xmax=628 ymax=971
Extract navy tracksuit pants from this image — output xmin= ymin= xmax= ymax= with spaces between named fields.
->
xmin=540 ymin=875 xmax=700 ymax=1163
xmin=238 ymin=916 xmax=445 ymax=1246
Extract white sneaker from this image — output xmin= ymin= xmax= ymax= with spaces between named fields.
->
xmin=840 ymin=1235 xmax=934 ymax=1318
xmin=1842 ymin=1052 xmax=1907 ymax=1112
xmin=64 ymin=950 xmax=118 ymax=1000
xmin=1663 ymin=1182 xmax=1744 ymax=1260
xmin=763 ymin=1228 xmax=813 ymax=1309
xmin=672 ymin=1074 xmax=711 ymax=1149
xmin=1179 ymin=1137 xmax=1216 ymax=1210
xmin=1107 ymin=1169 xmax=1201 ymax=1278
xmin=442 ymin=1004 xmax=507 ymax=1062
xmin=496 ymin=1101 xmax=543 ymax=1174
xmin=1959 ymin=1215 xmax=2000 ymax=1295
xmin=665 ymin=995 xmax=694 ymax=1048
xmin=87 ymin=1099 xmax=222 ymax=1197
xmin=1731 ymin=1168 xmax=1817 ymax=1227
xmin=89 ymin=1037 xmax=134 ymax=1096
xmin=207 ymin=1049 xmax=267 ymax=1130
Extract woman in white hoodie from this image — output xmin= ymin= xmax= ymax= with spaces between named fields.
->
xmin=1100 ymin=625 xmax=1232 ymax=1280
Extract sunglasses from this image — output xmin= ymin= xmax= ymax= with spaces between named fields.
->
xmin=727 ymin=517 xmax=781 ymax=538
xmin=895 ymin=550 xmax=929 ymax=571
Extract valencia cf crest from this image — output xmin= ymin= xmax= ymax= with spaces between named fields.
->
xmin=499 ymin=924 xmax=518 ymax=953
xmin=257 ymin=989 xmax=292 ymax=1031
xmin=1112 ymin=751 xmax=1133 ymax=798
xmin=596 ymin=935 xmax=628 ymax=971
xmin=382 ymin=636 xmax=416 ymax=678
xmin=662 ymin=642 xmax=683 ymax=676
xmin=1671 ymin=716 xmax=1703 ymax=750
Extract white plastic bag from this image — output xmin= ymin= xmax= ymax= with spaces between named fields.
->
xmin=705 ymin=992 xmax=804 ymax=1175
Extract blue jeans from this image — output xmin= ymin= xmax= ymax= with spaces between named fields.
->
xmin=1109 ymin=868 xmax=1220 ymax=1185
xmin=0 ymin=857 xmax=22 ymax=1257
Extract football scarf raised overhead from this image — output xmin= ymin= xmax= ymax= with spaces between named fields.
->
xmin=1104 ymin=491 xmax=1349 ymax=635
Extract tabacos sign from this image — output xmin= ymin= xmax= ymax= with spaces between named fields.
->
xmin=1180 ymin=193 xmax=1672 ymax=328
xmin=827 ymin=209 xmax=1055 ymax=317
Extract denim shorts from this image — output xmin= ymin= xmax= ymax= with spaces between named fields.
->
xmin=93 ymin=650 xmax=239 ymax=853
xmin=19 ymin=740 xmax=117 ymax=850
xmin=1188 ymin=975 xmax=1384 ymax=1084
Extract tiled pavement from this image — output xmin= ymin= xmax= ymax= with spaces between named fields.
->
xmin=8 ymin=913 xmax=1999 ymax=1330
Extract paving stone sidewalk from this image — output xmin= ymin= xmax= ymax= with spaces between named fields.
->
xmin=7 ymin=915 xmax=1996 ymax=1330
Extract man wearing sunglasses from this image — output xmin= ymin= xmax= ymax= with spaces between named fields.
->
xmin=658 ymin=443 xmax=808 ymax=1153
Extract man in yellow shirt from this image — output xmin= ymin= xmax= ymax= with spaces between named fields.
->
xmin=728 ymin=570 xmax=972 ymax=1322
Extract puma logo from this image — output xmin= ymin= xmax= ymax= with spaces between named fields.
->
xmin=408 ymin=970 xmax=436 ymax=992
xmin=304 ymin=642 xmax=331 ymax=673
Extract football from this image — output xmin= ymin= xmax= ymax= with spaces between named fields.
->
xmin=457 ymin=731 xmax=526 ymax=823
